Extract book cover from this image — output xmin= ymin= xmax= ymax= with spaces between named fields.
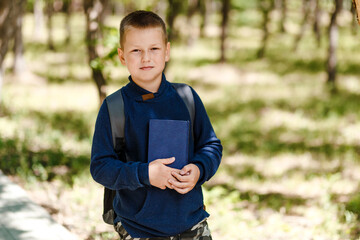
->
xmin=148 ymin=119 xmax=190 ymax=169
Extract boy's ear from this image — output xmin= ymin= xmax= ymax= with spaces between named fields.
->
xmin=165 ymin=42 xmax=170 ymax=62
xmin=118 ymin=48 xmax=126 ymax=66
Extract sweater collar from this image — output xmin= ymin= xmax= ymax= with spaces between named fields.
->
xmin=125 ymin=73 xmax=169 ymax=101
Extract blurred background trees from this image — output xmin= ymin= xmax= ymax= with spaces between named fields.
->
xmin=0 ymin=0 xmax=359 ymax=105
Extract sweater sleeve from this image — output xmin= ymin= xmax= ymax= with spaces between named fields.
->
xmin=190 ymin=88 xmax=222 ymax=185
xmin=90 ymin=100 xmax=150 ymax=190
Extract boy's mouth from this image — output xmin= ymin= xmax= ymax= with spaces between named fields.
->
xmin=140 ymin=66 xmax=154 ymax=71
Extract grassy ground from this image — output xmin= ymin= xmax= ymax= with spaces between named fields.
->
xmin=1 ymin=11 xmax=360 ymax=240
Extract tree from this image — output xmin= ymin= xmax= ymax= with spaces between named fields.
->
xmin=63 ymin=0 xmax=72 ymax=44
xmin=257 ymin=0 xmax=274 ymax=58
xmin=220 ymin=0 xmax=230 ymax=63
xmin=326 ymin=0 xmax=343 ymax=88
xmin=199 ymin=0 xmax=207 ymax=38
xmin=0 ymin=0 xmax=25 ymax=103
xmin=166 ymin=0 xmax=183 ymax=42
xmin=33 ymin=0 xmax=44 ymax=40
xmin=46 ymin=0 xmax=55 ymax=50
xmin=186 ymin=0 xmax=199 ymax=46
xmin=351 ymin=2 xmax=358 ymax=34
xmin=313 ymin=0 xmax=321 ymax=46
xmin=84 ymin=0 xmax=108 ymax=105
xmin=278 ymin=0 xmax=287 ymax=33
xmin=13 ymin=0 xmax=26 ymax=75
xmin=293 ymin=0 xmax=311 ymax=51
xmin=353 ymin=0 xmax=360 ymax=25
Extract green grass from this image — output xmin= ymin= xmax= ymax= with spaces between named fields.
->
xmin=1 ymin=9 xmax=360 ymax=240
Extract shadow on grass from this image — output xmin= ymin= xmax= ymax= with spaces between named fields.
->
xmin=29 ymin=110 xmax=93 ymax=141
xmin=338 ymin=62 xmax=360 ymax=75
xmin=207 ymin=88 xmax=360 ymax=157
xmin=0 ymin=108 xmax=94 ymax=184
xmin=344 ymin=192 xmax=360 ymax=238
xmin=301 ymin=91 xmax=360 ymax=120
xmin=243 ymin=191 xmax=307 ymax=211
xmin=208 ymin=90 xmax=360 ymax=122
xmin=226 ymin=124 xmax=357 ymax=157
xmin=33 ymin=71 xmax=74 ymax=84
xmin=204 ymin=183 xmax=307 ymax=212
xmin=223 ymin=44 xmax=360 ymax=76
xmin=263 ymin=50 xmax=326 ymax=75
xmin=220 ymin=163 xmax=344 ymax=182
xmin=25 ymin=38 xmax=91 ymax=84
xmin=221 ymin=164 xmax=265 ymax=180
xmin=221 ymin=46 xmax=326 ymax=75
xmin=0 ymin=136 xmax=89 ymax=185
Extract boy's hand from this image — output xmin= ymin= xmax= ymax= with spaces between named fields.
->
xmin=148 ymin=157 xmax=180 ymax=190
xmin=169 ymin=164 xmax=200 ymax=194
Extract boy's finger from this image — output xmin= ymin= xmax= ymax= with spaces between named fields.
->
xmin=158 ymin=157 xmax=175 ymax=165
xmin=166 ymin=182 xmax=173 ymax=189
xmin=171 ymin=171 xmax=189 ymax=182
xmin=180 ymin=165 xmax=191 ymax=175
xmin=171 ymin=171 xmax=186 ymax=182
xmin=168 ymin=179 xmax=188 ymax=188
xmin=167 ymin=175 xmax=182 ymax=188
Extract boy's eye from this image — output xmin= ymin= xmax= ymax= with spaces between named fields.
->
xmin=151 ymin=48 xmax=160 ymax=51
xmin=132 ymin=49 xmax=140 ymax=53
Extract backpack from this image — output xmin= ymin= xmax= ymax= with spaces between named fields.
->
xmin=102 ymin=83 xmax=195 ymax=225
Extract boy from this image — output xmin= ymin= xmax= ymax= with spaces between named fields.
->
xmin=90 ymin=10 xmax=222 ymax=239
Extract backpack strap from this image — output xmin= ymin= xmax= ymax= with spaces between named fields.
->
xmin=106 ymin=89 xmax=125 ymax=152
xmin=171 ymin=83 xmax=195 ymax=138
xmin=103 ymin=89 xmax=125 ymax=225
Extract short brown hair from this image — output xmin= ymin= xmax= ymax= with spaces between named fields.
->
xmin=119 ymin=10 xmax=167 ymax=48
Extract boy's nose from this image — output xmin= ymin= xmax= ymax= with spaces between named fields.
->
xmin=142 ymin=51 xmax=151 ymax=62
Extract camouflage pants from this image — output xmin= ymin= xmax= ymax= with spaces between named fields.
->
xmin=114 ymin=219 xmax=212 ymax=240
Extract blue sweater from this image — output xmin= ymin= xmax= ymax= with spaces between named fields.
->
xmin=90 ymin=74 xmax=222 ymax=237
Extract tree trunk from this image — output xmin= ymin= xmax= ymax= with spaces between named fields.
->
xmin=64 ymin=0 xmax=72 ymax=44
xmin=46 ymin=0 xmax=55 ymax=50
xmin=166 ymin=0 xmax=183 ymax=42
xmin=0 ymin=0 xmax=24 ymax=103
xmin=33 ymin=0 xmax=44 ymax=40
xmin=13 ymin=0 xmax=26 ymax=75
xmin=293 ymin=0 xmax=311 ymax=51
xmin=352 ymin=0 xmax=360 ymax=26
xmin=199 ymin=0 xmax=207 ymax=37
xmin=327 ymin=0 xmax=343 ymax=88
xmin=313 ymin=0 xmax=321 ymax=46
xmin=220 ymin=0 xmax=230 ymax=63
xmin=98 ymin=0 xmax=109 ymax=40
xmin=257 ymin=0 xmax=273 ymax=58
xmin=0 ymin=1 xmax=15 ymax=69
xmin=84 ymin=0 xmax=107 ymax=105
xmin=279 ymin=0 xmax=287 ymax=33
xmin=99 ymin=0 xmax=109 ymax=23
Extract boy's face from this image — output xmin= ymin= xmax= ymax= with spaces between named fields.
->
xmin=118 ymin=27 xmax=170 ymax=91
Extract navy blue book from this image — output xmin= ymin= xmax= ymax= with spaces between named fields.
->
xmin=148 ymin=119 xmax=190 ymax=169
